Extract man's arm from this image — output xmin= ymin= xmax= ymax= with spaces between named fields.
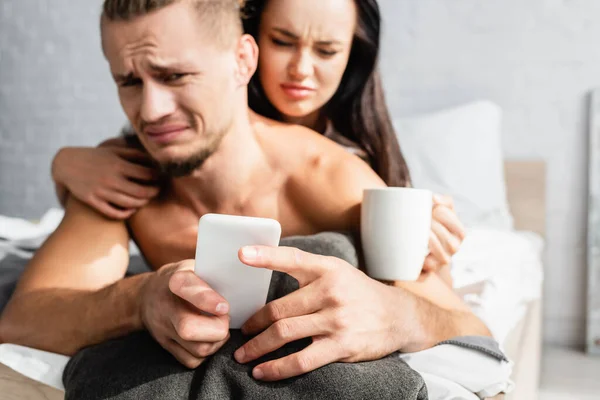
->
xmin=0 ymin=198 xmax=150 ymax=355
xmin=296 ymin=144 xmax=491 ymax=339
xmin=235 ymin=245 xmax=490 ymax=382
xmin=393 ymin=274 xmax=491 ymax=352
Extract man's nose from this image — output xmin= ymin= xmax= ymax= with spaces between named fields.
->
xmin=140 ymin=83 xmax=177 ymax=124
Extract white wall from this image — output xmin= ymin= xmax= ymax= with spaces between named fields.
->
xmin=378 ymin=0 xmax=599 ymax=346
xmin=0 ymin=0 xmax=124 ymax=218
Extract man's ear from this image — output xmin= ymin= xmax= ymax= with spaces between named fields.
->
xmin=234 ymin=34 xmax=259 ymax=86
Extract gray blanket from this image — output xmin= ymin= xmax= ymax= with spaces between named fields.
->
xmin=62 ymin=232 xmax=429 ymax=399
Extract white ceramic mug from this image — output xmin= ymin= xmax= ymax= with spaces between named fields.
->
xmin=361 ymin=187 xmax=433 ymax=281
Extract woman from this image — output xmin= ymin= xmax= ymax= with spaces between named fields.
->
xmin=51 ymin=0 xmax=463 ymax=274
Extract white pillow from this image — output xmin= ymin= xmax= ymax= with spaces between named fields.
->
xmin=394 ymin=100 xmax=513 ymax=230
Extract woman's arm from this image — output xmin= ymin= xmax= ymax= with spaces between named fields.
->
xmin=50 ymin=138 xmax=160 ymax=219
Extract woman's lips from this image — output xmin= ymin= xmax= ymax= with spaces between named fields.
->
xmin=280 ymin=83 xmax=316 ymax=100
xmin=145 ymin=125 xmax=188 ymax=144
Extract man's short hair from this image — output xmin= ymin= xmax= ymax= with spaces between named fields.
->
xmin=101 ymin=0 xmax=246 ymax=47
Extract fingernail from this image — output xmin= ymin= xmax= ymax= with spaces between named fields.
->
xmin=253 ymin=367 xmax=264 ymax=380
xmin=234 ymin=347 xmax=245 ymax=363
xmin=241 ymin=246 xmax=258 ymax=260
xmin=216 ymin=302 xmax=229 ymax=314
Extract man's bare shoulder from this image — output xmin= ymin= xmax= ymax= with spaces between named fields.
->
xmin=13 ymin=197 xmax=130 ymax=294
xmin=46 ymin=197 xmax=130 ymax=247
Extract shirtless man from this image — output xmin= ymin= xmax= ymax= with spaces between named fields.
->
xmin=0 ymin=0 xmax=489 ymax=382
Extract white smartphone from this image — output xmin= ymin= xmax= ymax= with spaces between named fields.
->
xmin=194 ymin=213 xmax=282 ymax=329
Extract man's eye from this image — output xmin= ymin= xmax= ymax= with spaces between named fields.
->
xmin=163 ymin=73 xmax=186 ymax=83
xmin=121 ymin=78 xmax=142 ymax=88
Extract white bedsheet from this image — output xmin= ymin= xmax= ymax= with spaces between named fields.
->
xmin=399 ymin=344 xmax=514 ymax=399
xmin=0 ymin=344 xmax=69 ymax=390
xmin=0 ymin=208 xmax=64 ymax=249
xmin=451 ymin=227 xmax=544 ymax=346
xmin=0 ymin=212 xmax=540 ymax=398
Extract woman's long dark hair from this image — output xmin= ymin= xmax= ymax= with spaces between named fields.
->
xmin=242 ymin=0 xmax=410 ymax=187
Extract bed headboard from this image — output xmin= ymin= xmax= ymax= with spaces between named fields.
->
xmin=504 ymin=160 xmax=546 ymax=237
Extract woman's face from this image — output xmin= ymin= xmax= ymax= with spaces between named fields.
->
xmin=257 ymin=0 xmax=357 ymax=127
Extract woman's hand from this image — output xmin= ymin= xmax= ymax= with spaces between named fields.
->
xmin=51 ymin=137 xmax=160 ymax=219
xmin=423 ymin=194 xmax=466 ymax=273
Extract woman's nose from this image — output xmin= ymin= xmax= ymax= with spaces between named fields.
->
xmin=288 ymin=49 xmax=313 ymax=80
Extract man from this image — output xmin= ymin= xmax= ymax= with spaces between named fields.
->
xmin=0 ymin=0 xmax=489 ymax=385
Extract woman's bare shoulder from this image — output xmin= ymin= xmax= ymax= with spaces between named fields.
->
xmin=254 ymin=117 xmax=349 ymax=164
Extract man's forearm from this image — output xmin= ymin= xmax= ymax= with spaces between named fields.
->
xmin=396 ymin=289 xmax=491 ymax=353
xmin=0 ymin=273 xmax=151 ymax=355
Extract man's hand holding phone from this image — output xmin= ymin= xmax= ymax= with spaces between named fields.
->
xmin=144 ymin=214 xmax=281 ymax=368
xmin=140 ymin=260 xmax=231 ymax=369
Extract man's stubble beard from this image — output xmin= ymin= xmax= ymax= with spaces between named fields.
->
xmin=159 ymin=127 xmax=228 ymax=177
xmin=121 ymin=118 xmax=231 ymax=178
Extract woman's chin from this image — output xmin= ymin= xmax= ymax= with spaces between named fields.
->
xmin=278 ymin=105 xmax=321 ymax=123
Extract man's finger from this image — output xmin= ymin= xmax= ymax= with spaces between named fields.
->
xmin=169 ymin=270 xmax=229 ymax=315
xmin=170 ymin=309 xmax=230 ymax=343
xmin=251 ymin=338 xmax=341 ymax=381
xmin=238 ymin=246 xmax=336 ymax=285
xmin=241 ymin=282 xmax=322 ymax=335
xmin=162 ymin=338 xmax=204 ymax=369
xmin=236 ymin=314 xmax=327 ymax=364
xmin=173 ymin=331 xmax=230 ymax=359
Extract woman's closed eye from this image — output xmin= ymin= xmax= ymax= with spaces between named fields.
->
xmin=271 ymin=37 xmax=294 ymax=48
xmin=316 ymin=48 xmax=338 ymax=57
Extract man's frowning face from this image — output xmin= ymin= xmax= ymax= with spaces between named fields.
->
xmin=101 ymin=2 xmax=244 ymax=176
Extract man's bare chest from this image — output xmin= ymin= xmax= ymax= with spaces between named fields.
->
xmin=127 ymin=195 xmax=317 ymax=269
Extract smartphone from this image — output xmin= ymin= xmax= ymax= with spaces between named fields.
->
xmin=194 ymin=213 xmax=282 ymax=329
